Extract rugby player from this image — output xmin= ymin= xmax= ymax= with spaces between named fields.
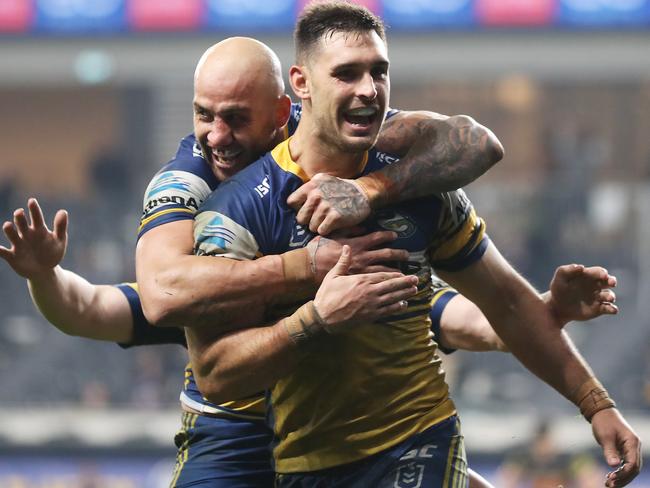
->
xmin=0 ymin=36 xmax=502 ymax=488
xmin=189 ymin=3 xmax=640 ymax=486
xmin=131 ymin=35 xmax=502 ymax=486
xmin=1 ymin=198 xmax=619 ymax=488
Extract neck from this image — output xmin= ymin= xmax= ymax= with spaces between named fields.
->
xmin=288 ymin=119 xmax=366 ymax=179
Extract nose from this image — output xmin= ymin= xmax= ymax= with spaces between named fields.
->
xmin=206 ymin=118 xmax=233 ymax=147
xmin=357 ymin=72 xmax=377 ymax=102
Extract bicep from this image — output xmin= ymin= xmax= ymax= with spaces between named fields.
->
xmin=376 ymin=110 xmax=449 ymax=156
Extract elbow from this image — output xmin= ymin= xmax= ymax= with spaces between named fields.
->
xmin=193 ymin=366 xmax=237 ymax=405
xmin=452 ymin=114 xmax=505 ymax=168
xmin=140 ymin=289 xmax=183 ymax=328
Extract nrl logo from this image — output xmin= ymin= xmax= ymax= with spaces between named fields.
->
xmin=376 ymin=211 xmax=416 ymax=238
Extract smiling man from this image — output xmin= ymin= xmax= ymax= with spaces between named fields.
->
xmin=189 ymin=3 xmax=640 ymax=487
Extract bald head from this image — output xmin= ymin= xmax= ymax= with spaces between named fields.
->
xmin=194 ymin=37 xmax=285 ymax=96
xmin=192 ymin=37 xmax=292 ymax=181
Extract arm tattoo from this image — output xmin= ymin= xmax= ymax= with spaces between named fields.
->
xmin=374 ymin=114 xmax=503 ymax=203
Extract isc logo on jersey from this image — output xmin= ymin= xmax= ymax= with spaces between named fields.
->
xmin=194 ymin=211 xmax=260 ymax=260
xmin=376 ymin=151 xmax=400 ymax=166
xmin=142 ymin=171 xmax=211 ymax=217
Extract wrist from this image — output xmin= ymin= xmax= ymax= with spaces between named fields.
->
xmin=355 ymin=173 xmax=392 ymax=210
xmin=26 ymin=266 xmax=58 ymax=286
xmin=543 ymin=291 xmax=568 ymax=327
xmin=281 ymin=248 xmax=317 ymax=285
xmin=282 ymin=301 xmax=328 ymax=345
xmin=570 ymin=377 xmax=617 ymax=422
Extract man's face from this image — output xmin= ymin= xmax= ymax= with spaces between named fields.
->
xmin=306 ymin=30 xmax=389 ymax=153
xmin=193 ymin=71 xmax=283 ymax=181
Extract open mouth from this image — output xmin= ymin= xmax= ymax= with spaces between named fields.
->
xmin=212 ymin=148 xmax=243 ymax=167
xmin=343 ymin=106 xmax=379 ymax=129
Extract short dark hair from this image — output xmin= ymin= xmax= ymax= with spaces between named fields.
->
xmin=294 ymin=1 xmax=386 ymax=65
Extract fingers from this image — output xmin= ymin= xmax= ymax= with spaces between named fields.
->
xmin=556 ymin=263 xmax=585 ymax=280
xmin=371 ymin=274 xmax=419 ymax=293
xmin=0 ymin=245 xmax=12 ymax=262
xmin=580 ymin=265 xmax=610 ymax=283
xmin=27 ymin=198 xmax=46 ymax=231
xmin=309 ymin=202 xmax=331 ymax=234
xmin=359 ymin=248 xmax=409 ymax=265
xmin=13 ymin=208 xmax=29 ymax=237
xmin=2 ymin=220 xmax=20 ymax=247
xmin=318 ymin=212 xmax=340 ymax=236
xmin=345 ymin=231 xmax=397 ymax=251
xmin=599 ymin=303 xmax=619 ymax=315
xmin=295 ymin=193 xmax=320 ymax=226
xmin=598 ymin=289 xmax=616 ymax=303
xmin=287 ymin=181 xmax=315 ymax=210
xmin=53 ymin=210 xmax=68 ymax=242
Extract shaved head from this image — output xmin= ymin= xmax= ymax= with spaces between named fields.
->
xmin=194 ymin=37 xmax=285 ymax=97
xmin=192 ymin=37 xmax=292 ymax=181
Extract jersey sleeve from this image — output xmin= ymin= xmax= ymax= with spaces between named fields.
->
xmin=428 ymin=189 xmax=489 ymax=271
xmin=429 ymin=275 xmax=458 ymax=355
xmin=193 ymin=178 xmax=266 ymax=260
xmin=115 ymin=283 xmax=187 ymax=349
xmin=138 ymin=135 xmax=218 ymax=240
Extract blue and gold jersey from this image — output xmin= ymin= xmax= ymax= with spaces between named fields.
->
xmin=194 ymin=137 xmax=488 ymax=473
xmin=137 ymin=103 xmax=302 ymax=240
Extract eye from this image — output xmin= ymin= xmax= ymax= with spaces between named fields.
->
xmin=333 ymin=68 xmax=357 ymax=82
xmin=194 ymin=107 xmax=212 ymax=122
xmin=371 ymin=66 xmax=388 ymax=81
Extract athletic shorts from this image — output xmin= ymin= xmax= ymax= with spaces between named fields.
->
xmin=275 ymin=415 xmax=468 ymax=488
xmin=170 ymin=411 xmax=274 ymax=488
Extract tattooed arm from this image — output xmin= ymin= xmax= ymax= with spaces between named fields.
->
xmin=288 ymin=110 xmax=503 ymax=235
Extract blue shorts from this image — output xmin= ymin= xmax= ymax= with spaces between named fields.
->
xmin=276 ymin=415 xmax=468 ymax=488
xmin=170 ymin=411 xmax=275 ymax=488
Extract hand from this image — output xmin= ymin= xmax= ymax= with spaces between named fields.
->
xmin=313 ymin=246 xmax=418 ymax=331
xmin=0 ymin=198 xmax=68 ymax=279
xmin=546 ymin=264 xmax=618 ymax=325
xmin=287 ymin=173 xmax=371 ymax=236
xmin=591 ymin=408 xmax=642 ymax=487
xmin=305 ymin=230 xmax=409 ymax=283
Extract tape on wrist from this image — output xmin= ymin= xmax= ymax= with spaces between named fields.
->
xmin=572 ymin=377 xmax=617 ymax=422
xmin=283 ymin=301 xmax=327 ymax=345
xmin=281 ymin=248 xmax=316 ymax=285
xmin=355 ymin=175 xmax=387 ymax=210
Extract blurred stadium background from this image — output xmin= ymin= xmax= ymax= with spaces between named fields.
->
xmin=0 ymin=0 xmax=649 ymax=486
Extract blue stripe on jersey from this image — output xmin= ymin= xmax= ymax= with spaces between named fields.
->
xmin=115 ymin=284 xmax=186 ymax=349
xmin=430 ymin=289 xmax=458 ymax=355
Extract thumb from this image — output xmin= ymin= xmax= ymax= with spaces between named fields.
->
xmin=331 ymin=245 xmax=351 ymax=276
xmin=602 ymin=443 xmax=621 ymax=468
xmin=557 ymin=263 xmax=584 ymax=280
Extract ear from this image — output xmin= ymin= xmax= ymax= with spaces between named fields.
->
xmin=275 ymin=94 xmax=292 ymax=128
xmin=289 ymin=64 xmax=310 ymax=101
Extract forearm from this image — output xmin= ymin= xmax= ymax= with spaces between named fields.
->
xmin=439 ymin=246 xmax=602 ymax=411
xmin=366 ymin=113 xmax=504 ymax=207
xmin=136 ymin=224 xmax=316 ymax=329
xmin=28 ymin=267 xmax=132 ymax=341
xmin=186 ymin=311 xmax=309 ymax=403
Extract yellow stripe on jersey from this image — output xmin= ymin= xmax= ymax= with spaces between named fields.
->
xmin=138 ymin=207 xmax=195 ymax=233
xmin=271 ymin=138 xmax=369 ymax=182
xmin=429 ymin=207 xmax=486 ymax=264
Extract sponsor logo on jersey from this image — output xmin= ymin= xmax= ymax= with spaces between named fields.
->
xmin=376 ymin=151 xmax=400 ymax=166
xmin=254 ymin=176 xmax=271 ymax=198
xmin=376 ymin=211 xmax=417 ymax=238
xmin=142 ymin=195 xmax=199 ymax=216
